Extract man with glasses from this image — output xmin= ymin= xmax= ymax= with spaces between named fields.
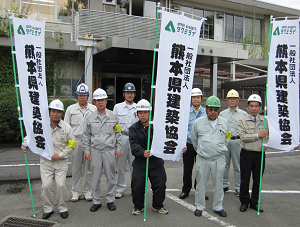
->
xmin=191 ymin=96 xmax=228 ymax=218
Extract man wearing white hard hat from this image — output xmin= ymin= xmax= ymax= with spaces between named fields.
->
xmin=238 ymin=94 xmax=269 ymax=213
xmin=83 ymin=88 xmax=122 ymax=212
xmin=220 ymin=89 xmax=247 ymax=197
xmin=21 ymin=99 xmax=76 ymax=219
xmin=129 ymin=99 xmax=168 ymax=215
xmin=64 ymin=83 xmax=97 ymax=202
xmin=179 ymin=88 xmax=207 ymax=200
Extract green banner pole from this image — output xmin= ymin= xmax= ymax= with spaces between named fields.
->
xmin=143 ymin=3 xmax=160 ymax=222
xmin=8 ymin=12 xmax=36 ymax=218
xmin=257 ymin=15 xmax=273 ymax=215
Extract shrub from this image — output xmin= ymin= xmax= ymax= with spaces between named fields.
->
xmin=0 ymin=87 xmax=23 ymax=142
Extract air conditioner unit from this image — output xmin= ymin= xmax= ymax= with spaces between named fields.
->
xmin=103 ymin=0 xmax=116 ymax=5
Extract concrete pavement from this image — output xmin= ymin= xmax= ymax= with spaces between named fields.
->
xmin=1 ymin=145 xmax=300 ymax=226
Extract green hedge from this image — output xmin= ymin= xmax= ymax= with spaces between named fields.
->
xmin=0 ymin=89 xmax=77 ymax=142
xmin=0 ymin=87 xmax=23 ymax=142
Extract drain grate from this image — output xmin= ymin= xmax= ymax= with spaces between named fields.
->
xmin=0 ymin=216 xmax=57 ymax=227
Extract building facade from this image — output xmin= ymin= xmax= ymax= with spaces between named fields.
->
xmin=0 ymin=0 xmax=299 ymax=110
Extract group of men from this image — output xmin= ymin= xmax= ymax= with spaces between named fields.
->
xmin=21 ymin=82 xmax=268 ymax=220
xmin=22 ymin=82 xmax=169 ymax=219
xmin=179 ymin=88 xmax=268 ymax=217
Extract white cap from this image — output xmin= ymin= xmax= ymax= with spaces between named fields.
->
xmin=247 ymin=94 xmax=262 ymax=105
xmin=136 ymin=99 xmax=152 ymax=111
xmin=191 ymin=88 xmax=203 ymax=96
xmin=49 ymin=99 xmax=64 ymax=111
xmin=93 ymin=88 xmax=108 ymax=100
xmin=76 ymin=83 xmax=89 ymax=95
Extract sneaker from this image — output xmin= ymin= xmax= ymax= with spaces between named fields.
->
xmin=71 ymin=196 xmax=79 ymax=202
xmin=223 ymin=187 xmax=229 ymax=192
xmin=235 ymin=189 xmax=240 ymax=197
xmin=132 ymin=208 xmax=144 ymax=215
xmin=152 ymin=207 xmax=169 ymax=215
xmin=115 ymin=192 xmax=124 ymax=199
xmin=85 ymin=195 xmax=93 ymax=201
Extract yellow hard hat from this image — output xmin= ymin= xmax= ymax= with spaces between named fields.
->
xmin=226 ymin=89 xmax=239 ymax=98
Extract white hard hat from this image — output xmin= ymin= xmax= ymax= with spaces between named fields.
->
xmin=49 ymin=99 xmax=64 ymax=111
xmin=226 ymin=89 xmax=239 ymax=98
xmin=247 ymin=94 xmax=262 ymax=105
xmin=136 ymin=99 xmax=152 ymax=111
xmin=191 ymin=88 xmax=203 ymax=96
xmin=93 ymin=88 xmax=108 ymax=100
xmin=76 ymin=83 xmax=89 ymax=95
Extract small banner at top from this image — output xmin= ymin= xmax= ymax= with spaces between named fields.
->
xmin=14 ymin=17 xmax=54 ymax=160
xmin=267 ymin=18 xmax=299 ymax=151
xmin=151 ymin=10 xmax=204 ymax=161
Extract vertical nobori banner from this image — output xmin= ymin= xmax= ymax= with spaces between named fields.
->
xmin=151 ymin=10 xmax=204 ymax=161
xmin=14 ymin=17 xmax=54 ymax=160
xmin=267 ymin=19 xmax=299 ymax=151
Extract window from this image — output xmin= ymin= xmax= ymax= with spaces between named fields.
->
xmin=225 ymin=14 xmax=233 ymax=42
xmin=202 ymin=10 xmax=214 ymax=39
xmin=234 ymin=16 xmax=243 ymax=43
xmin=181 ymin=6 xmax=192 ymax=18
xmin=22 ymin=0 xmax=55 ymax=21
xmin=58 ymin=0 xmax=88 ymax=23
xmin=225 ymin=14 xmax=261 ymax=44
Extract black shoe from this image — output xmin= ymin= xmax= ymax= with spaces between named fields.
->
xmin=250 ymin=204 xmax=264 ymax=212
xmin=240 ymin=204 xmax=248 ymax=212
xmin=223 ymin=187 xmax=229 ymax=192
xmin=107 ymin=202 xmax=116 ymax=211
xmin=42 ymin=211 xmax=54 ymax=219
xmin=214 ymin=209 xmax=227 ymax=217
xmin=205 ymin=195 xmax=209 ymax=200
xmin=60 ymin=211 xmax=68 ymax=219
xmin=90 ymin=204 xmax=102 ymax=212
xmin=179 ymin=192 xmax=189 ymax=199
xmin=194 ymin=209 xmax=202 ymax=217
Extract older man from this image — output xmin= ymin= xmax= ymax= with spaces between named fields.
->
xmin=83 ymin=88 xmax=122 ymax=212
xmin=22 ymin=99 xmax=76 ymax=219
xmin=220 ymin=89 xmax=247 ymax=196
xmin=64 ymin=83 xmax=97 ymax=202
xmin=238 ymin=94 xmax=268 ymax=213
xmin=191 ymin=96 xmax=228 ymax=218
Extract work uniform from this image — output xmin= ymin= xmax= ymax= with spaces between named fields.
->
xmin=41 ymin=120 xmax=76 ymax=213
xmin=219 ymin=107 xmax=247 ymax=190
xmin=238 ymin=114 xmax=269 ymax=207
xmin=82 ymin=109 xmax=122 ymax=205
xmin=129 ymin=121 xmax=167 ymax=210
xmin=113 ymin=101 xmax=138 ymax=194
xmin=64 ymin=102 xmax=97 ymax=199
xmin=191 ymin=116 xmax=228 ymax=211
xmin=182 ymin=105 xmax=206 ymax=194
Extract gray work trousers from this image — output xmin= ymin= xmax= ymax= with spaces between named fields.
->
xmin=91 ymin=149 xmax=116 ymax=204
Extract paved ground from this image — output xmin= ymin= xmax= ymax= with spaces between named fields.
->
xmin=0 ymin=145 xmax=300 ymax=227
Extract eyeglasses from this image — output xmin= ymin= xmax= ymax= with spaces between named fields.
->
xmin=207 ymin=108 xmax=219 ymax=112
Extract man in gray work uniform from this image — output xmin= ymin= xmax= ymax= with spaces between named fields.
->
xmin=83 ymin=88 xmax=122 ymax=212
xmin=113 ymin=82 xmax=138 ymax=198
xmin=220 ymin=89 xmax=247 ymax=196
xmin=64 ymin=83 xmax=97 ymax=202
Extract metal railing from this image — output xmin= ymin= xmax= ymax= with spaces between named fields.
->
xmin=74 ymin=9 xmax=161 ymax=41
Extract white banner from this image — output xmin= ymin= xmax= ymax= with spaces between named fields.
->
xmin=14 ymin=17 xmax=53 ymax=160
xmin=267 ymin=19 xmax=299 ymax=150
xmin=151 ymin=10 xmax=204 ymax=161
